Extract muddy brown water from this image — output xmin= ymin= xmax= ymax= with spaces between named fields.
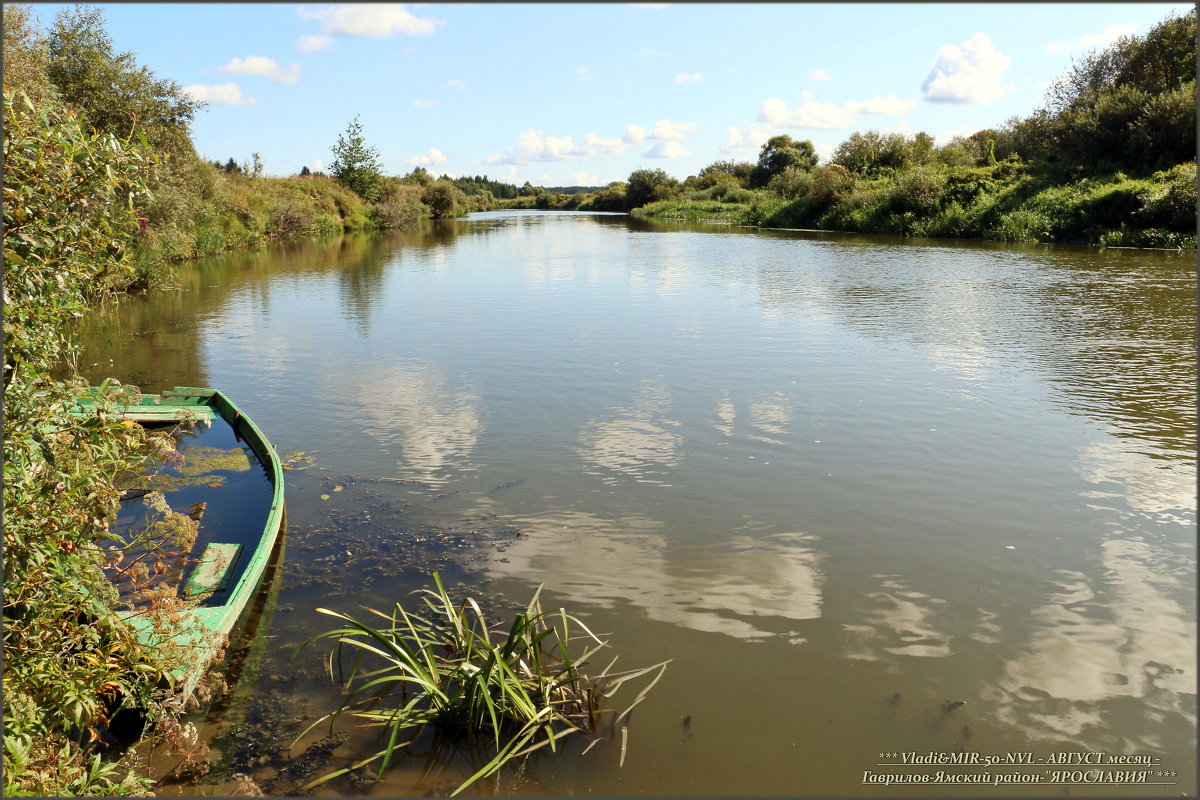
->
xmin=74 ymin=211 xmax=1195 ymax=796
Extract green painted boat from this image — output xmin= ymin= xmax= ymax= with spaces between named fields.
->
xmin=74 ymin=386 xmax=285 ymax=699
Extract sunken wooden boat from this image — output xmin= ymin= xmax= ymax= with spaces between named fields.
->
xmin=75 ymin=386 xmax=285 ymax=698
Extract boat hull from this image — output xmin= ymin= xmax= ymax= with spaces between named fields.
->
xmin=77 ymin=386 xmax=285 ymax=698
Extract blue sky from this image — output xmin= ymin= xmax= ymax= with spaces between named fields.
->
xmin=28 ymin=2 xmax=1191 ymax=185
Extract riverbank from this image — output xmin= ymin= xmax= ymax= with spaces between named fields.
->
xmin=628 ymin=159 xmax=1196 ymax=250
xmin=131 ymin=171 xmax=495 ymax=290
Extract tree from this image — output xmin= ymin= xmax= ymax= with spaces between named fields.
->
xmin=330 ymin=115 xmax=383 ymax=202
xmin=625 ymin=168 xmax=679 ymax=209
xmin=46 ymin=6 xmax=198 ymax=158
xmin=700 ymin=160 xmax=755 ymax=180
xmin=43 ymin=5 xmax=211 ymax=230
xmin=300 ymin=165 xmax=312 ymax=177
xmin=1044 ymin=8 xmax=1195 ymax=115
xmin=1 ymin=4 xmax=56 ymax=102
xmin=751 ymin=135 xmax=818 ymax=186
xmin=224 ymin=157 xmax=240 ymax=173
xmin=400 ymin=166 xmax=432 ymax=186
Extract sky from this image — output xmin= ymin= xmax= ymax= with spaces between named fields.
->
xmin=27 ymin=2 xmax=1192 ymax=186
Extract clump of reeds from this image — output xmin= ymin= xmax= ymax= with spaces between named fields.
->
xmin=294 ymin=574 xmax=668 ymax=795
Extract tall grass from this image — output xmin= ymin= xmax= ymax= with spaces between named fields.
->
xmin=295 ymin=574 xmax=669 ymax=796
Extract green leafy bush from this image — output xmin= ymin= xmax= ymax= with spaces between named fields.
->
xmin=2 ymin=88 xmax=196 ymax=796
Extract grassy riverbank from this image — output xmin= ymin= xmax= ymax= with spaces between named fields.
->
xmin=631 ymin=159 xmax=1196 ymax=249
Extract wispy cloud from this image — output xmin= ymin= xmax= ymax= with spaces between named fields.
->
xmin=922 ymin=32 xmax=1013 ymax=104
xmin=1045 ymin=22 xmax=1137 ymax=54
xmin=809 ymin=68 xmax=830 ymax=80
xmin=570 ymin=171 xmax=600 ymax=185
xmin=296 ymin=3 xmax=442 ymax=38
xmin=843 ymin=95 xmax=918 ymax=115
xmin=576 ymin=66 xmax=592 ymax=81
xmin=412 ymin=99 xmax=438 ymax=108
xmin=296 ymin=34 xmax=333 ymax=53
xmin=674 ymin=72 xmax=703 ymax=84
xmin=218 ymin=56 xmax=300 ymax=85
xmin=407 ymin=147 xmax=447 ymax=166
xmin=444 ymin=79 xmax=467 ymax=90
xmin=183 ymin=83 xmax=258 ymax=106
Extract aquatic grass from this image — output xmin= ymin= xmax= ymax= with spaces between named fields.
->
xmin=293 ymin=574 xmax=668 ymax=795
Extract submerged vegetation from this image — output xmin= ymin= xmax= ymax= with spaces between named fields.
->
xmin=297 ymin=575 xmax=668 ymax=796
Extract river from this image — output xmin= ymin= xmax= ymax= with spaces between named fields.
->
xmin=74 ymin=211 xmax=1196 ymax=796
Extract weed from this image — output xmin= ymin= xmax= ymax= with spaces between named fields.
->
xmin=295 ymin=574 xmax=668 ymax=796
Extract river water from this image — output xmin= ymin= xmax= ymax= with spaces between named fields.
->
xmin=74 ymin=211 xmax=1195 ymax=796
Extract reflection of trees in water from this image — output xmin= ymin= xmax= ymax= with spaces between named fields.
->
xmin=70 ymin=222 xmax=479 ymax=389
xmin=71 ymin=294 xmax=210 ymax=393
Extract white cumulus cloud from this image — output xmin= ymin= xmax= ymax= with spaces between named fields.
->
xmin=759 ymin=97 xmax=852 ymax=129
xmin=183 ymin=83 xmax=258 ymax=106
xmin=809 ymin=68 xmax=830 ymax=80
xmin=922 ymin=32 xmax=1013 ymax=104
xmin=674 ymin=72 xmax=703 ymax=83
xmin=570 ymin=172 xmax=600 ymax=185
xmin=842 ymin=94 xmax=918 ymax=115
xmin=719 ymin=123 xmax=774 ymax=154
xmin=407 ymin=147 xmax=447 ymax=166
xmin=1046 ymin=22 xmax=1137 ymax=55
xmin=648 ymin=119 xmax=697 ymax=140
xmin=643 ymin=140 xmax=690 ymax=159
xmin=218 ymin=56 xmax=300 ymax=85
xmin=296 ymin=3 xmax=441 ymax=38
xmin=296 ymin=34 xmax=333 ymax=53
xmin=485 ymin=129 xmax=628 ymax=165
xmin=623 ymin=119 xmax=697 ymax=158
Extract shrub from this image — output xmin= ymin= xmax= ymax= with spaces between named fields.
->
xmin=269 ymin=202 xmax=317 ymax=239
xmin=887 ymin=167 xmax=946 ymax=216
xmin=422 ymin=179 xmax=467 ymax=219
xmin=3 ymin=88 xmax=195 ymax=796
xmin=767 ymin=166 xmax=812 ymax=200
xmin=987 ymin=208 xmax=1053 ymax=241
xmin=1135 ymin=161 xmax=1197 ymax=231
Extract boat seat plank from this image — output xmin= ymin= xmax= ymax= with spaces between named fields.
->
xmin=184 ymin=542 xmax=243 ymax=596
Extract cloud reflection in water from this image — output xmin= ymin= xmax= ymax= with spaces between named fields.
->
xmin=489 ymin=510 xmax=824 ymax=642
